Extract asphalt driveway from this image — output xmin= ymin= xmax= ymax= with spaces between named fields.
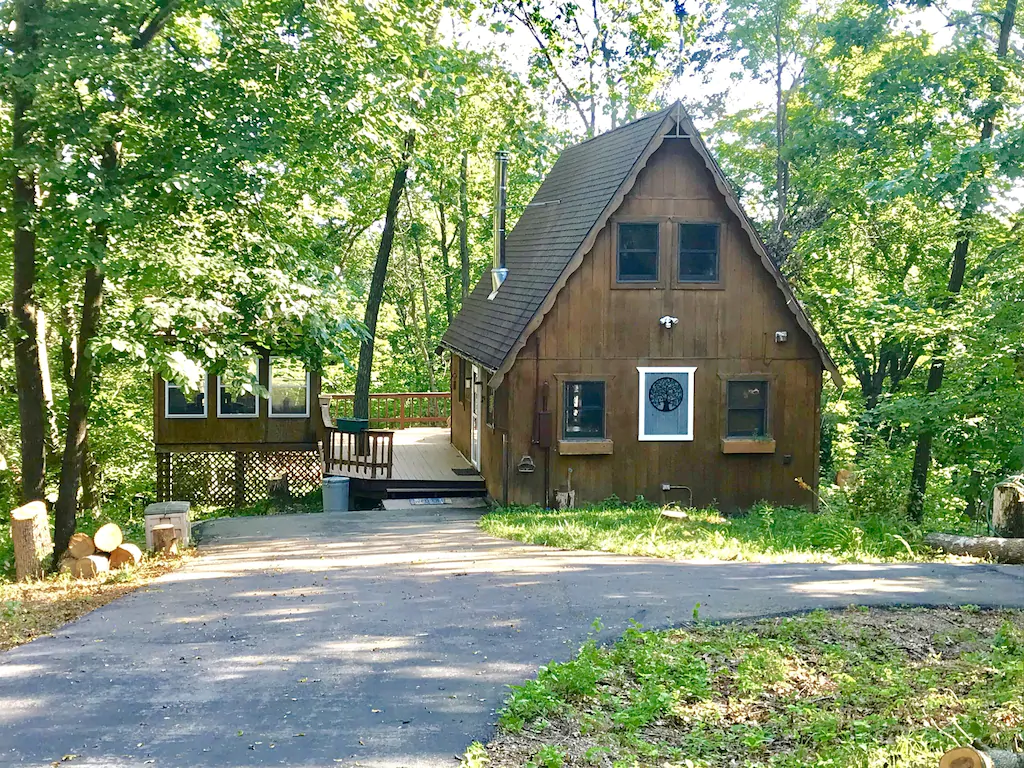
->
xmin=2 ymin=508 xmax=1023 ymax=767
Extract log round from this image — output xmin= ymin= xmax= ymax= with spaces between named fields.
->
xmin=93 ymin=523 xmax=123 ymax=553
xmin=924 ymin=533 xmax=1024 ymax=564
xmin=940 ymin=746 xmax=1024 ymax=768
xmin=10 ymin=501 xmax=53 ymax=581
xmin=108 ymin=543 xmax=143 ymax=570
xmin=71 ymin=554 xmax=110 ymax=579
xmin=67 ymin=532 xmax=96 ymax=560
xmin=58 ymin=556 xmax=78 ymax=575
xmin=151 ymin=524 xmax=178 ymax=555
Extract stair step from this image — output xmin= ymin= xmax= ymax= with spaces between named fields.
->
xmin=386 ymin=486 xmax=487 ymax=499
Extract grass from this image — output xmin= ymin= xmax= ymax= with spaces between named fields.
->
xmin=0 ymin=551 xmax=191 ymax=651
xmin=479 ymin=498 xmax=983 ymax=563
xmin=465 ymin=607 xmax=1024 ymax=768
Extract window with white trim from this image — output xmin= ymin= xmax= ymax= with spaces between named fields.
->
xmin=637 ymin=366 xmax=695 ymax=441
xmin=269 ymin=358 xmax=310 ymax=418
xmin=165 ymin=377 xmax=207 ymax=419
xmin=218 ymin=359 xmax=259 ymax=418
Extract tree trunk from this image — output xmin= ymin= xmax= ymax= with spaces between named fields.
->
xmin=924 ymin=533 xmax=1024 ymax=564
xmin=940 ymin=746 xmax=1024 ymax=768
xmin=36 ymin=308 xmax=61 ymax=463
xmin=53 ymin=263 xmax=105 ymax=559
xmin=353 ymin=132 xmax=415 ymax=421
xmin=436 ymin=197 xmax=454 ymax=325
xmin=459 ymin=150 xmax=471 ymax=302
xmin=906 ymin=0 xmax=1017 ymax=522
xmin=10 ymin=0 xmax=47 ymax=504
xmin=59 ymin=300 xmax=100 ymax=514
xmin=772 ymin=4 xmax=789 ymax=244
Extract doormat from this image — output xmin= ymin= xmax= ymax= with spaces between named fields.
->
xmin=451 ymin=468 xmax=479 ymax=476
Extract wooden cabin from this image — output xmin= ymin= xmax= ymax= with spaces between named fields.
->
xmin=441 ymin=103 xmax=842 ymax=512
xmin=153 ymin=353 xmax=323 ymax=506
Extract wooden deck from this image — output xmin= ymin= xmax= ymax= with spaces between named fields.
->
xmin=324 ymin=427 xmax=482 ymax=483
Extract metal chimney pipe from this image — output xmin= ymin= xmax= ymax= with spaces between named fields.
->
xmin=490 ymin=150 xmax=510 ymax=298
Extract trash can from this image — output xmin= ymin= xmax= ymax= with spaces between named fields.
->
xmin=322 ymin=476 xmax=350 ymax=513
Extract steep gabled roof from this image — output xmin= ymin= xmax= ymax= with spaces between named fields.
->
xmin=441 ymin=103 xmax=842 ymax=388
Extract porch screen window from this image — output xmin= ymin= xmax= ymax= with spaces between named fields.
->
xmin=165 ymin=378 xmax=207 ymax=419
xmin=726 ymin=380 xmax=768 ymax=437
xmin=563 ymin=381 xmax=605 ymax=440
xmin=218 ymin=359 xmax=259 ymax=418
xmin=678 ymin=223 xmax=720 ymax=282
xmin=637 ymin=367 xmax=695 ymax=441
xmin=617 ymin=223 xmax=659 ymax=282
xmin=269 ymin=358 xmax=310 ymax=418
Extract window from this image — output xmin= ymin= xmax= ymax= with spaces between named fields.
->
xmin=269 ymin=358 xmax=310 ymax=418
xmin=678 ymin=223 xmax=720 ymax=282
xmin=165 ymin=377 xmax=207 ymax=419
xmin=562 ymin=381 xmax=605 ymax=440
xmin=726 ymin=380 xmax=768 ymax=437
xmin=637 ymin=367 xmax=695 ymax=441
xmin=616 ymin=222 xmax=659 ymax=283
xmin=218 ymin=359 xmax=259 ymax=418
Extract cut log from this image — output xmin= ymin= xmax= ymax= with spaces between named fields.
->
xmin=151 ymin=524 xmax=178 ymax=555
xmin=10 ymin=501 xmax=53 ymax=581
xmin=93 ymin=522 xmax=123 ymax=553
xmin=67 ymin=532 xmax=96 ymax=559
xmin=940 ymin=746 xmax=1024 ymax=768
xmin=71 ymin=554 xmax=109 ymax=579
xmin=108 ymin=543 xmax=143 ymax=570
xmin=993 ymin=476 xmax=1024 ymax=538
xmin=58 ymin=555 xmax=78 ymax=575
xmin=924 ymin=533 xmax=1024 ymax=564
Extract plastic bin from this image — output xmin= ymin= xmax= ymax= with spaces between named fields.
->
xmin=323 ymin=476 xmax=350 ymax=513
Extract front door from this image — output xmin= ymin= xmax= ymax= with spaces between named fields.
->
xmin=470 ymin=365 xmax=483 ymax=469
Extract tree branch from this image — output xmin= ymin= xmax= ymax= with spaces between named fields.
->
xmin=132 ymin=0 xmax=181 ymax=50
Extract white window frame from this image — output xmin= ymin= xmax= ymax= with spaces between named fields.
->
xmin=217 ymin=359 xmax=260 ymax=419
xmin=165 ymin=377 xmax=208 ymax=420
xmin=268 ymin=357 xmax=310 ymax=419
xmin=637 ymin=366 xmax=696 ymax=442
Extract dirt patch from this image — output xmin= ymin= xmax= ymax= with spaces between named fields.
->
xmin=0 ymin=551 xmax=192 ymax=651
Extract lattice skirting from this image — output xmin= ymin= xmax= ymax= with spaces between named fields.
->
xmin=156 ymin=450 xmax=322 ymax=507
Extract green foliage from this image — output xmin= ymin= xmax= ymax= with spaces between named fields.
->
xmin=484 ymin=608 xmax=1024 ymax=766
xmin=481 ymin=496 xmax=984 ymax=563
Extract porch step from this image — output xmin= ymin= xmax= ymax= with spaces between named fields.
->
xmin=385 ymin=484 xmax=487 ymax=499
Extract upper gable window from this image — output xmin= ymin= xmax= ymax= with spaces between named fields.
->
xmin=616 ymin=223 xmax=659 ymax=283
xmin=678 ymin=223 xmax=720 ymax=282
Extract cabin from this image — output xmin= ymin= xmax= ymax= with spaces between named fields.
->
xmin=153 ymin=353 xmax=324 ymax=505
xmin=440 ymin=103 xmax=842 ymax=512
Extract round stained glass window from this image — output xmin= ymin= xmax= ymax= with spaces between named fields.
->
xmin=649 ymin=376 xmax=684 ymax=412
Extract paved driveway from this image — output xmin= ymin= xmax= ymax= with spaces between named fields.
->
xmin=2 ymin=509 xmax=1023 ymax=768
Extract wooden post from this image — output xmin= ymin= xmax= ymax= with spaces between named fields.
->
xmin=10 ymin=501 xmax=52 ymax=580
xmin=993 ymin=476 xmax=1024 ymax=538
xmin=233 ymin=451 xmax=246 ymax=508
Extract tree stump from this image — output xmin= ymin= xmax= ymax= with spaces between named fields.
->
xmin=10 ymin=501 xmax=53 ymax=581
xmin=924 ymin=533 xmax=1024 ymax=564
xmin=109 ymin=543 xmax=143 ymax=570
xmin=71 ymin=554 xmax=109 ymax=579
xmin=67 ymin=532 xmax=96 ymax=560
xmin=993 ymin=476 xmax=1024 ymax=538
xmin=151 ymin=524 xmax=178 ymax=555
xmin=268 ymin=475 xmax=290 ymax=501
xmin=93 ymin=522 xmax=123 ymax=553
xmin=940 ymin=746 xmax=1024 ymax=768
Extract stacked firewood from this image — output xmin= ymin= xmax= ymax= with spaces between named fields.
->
xmin=58 ymin=523 xmax=143 ymax=579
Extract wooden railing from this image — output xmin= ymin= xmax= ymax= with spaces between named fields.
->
xmin=321 ymin=392 xmax=451 ymax=429
xmin=322 ymin=426 xmax=394 ymax=480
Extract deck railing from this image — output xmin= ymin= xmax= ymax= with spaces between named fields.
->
xmin=322 ymin=427 xmax=394 ymax=480
xmin=321 ymin=392 xmax=451 ymax=429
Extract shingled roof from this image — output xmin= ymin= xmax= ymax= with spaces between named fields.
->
xmin=440 ymin=103 xmax=841 ymax=387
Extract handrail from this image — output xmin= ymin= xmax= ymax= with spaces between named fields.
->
xmin=321 ymin=392 xmax=451 ymax=429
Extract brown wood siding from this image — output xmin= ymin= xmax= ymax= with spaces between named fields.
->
xmin=501 ymin=138 xmax=822 ymax=512
xmin=154 ymin=355 xmax=321 ymax=449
